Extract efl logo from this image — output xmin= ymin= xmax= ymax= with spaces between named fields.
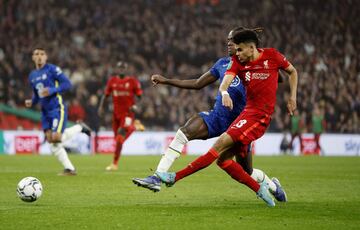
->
xmin=15 ymin=136 xmax=39 ymax=154
xmin=96 ymin=136 xmax=115 ymax=154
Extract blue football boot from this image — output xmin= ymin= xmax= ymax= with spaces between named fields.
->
xmin=132 ymin=175 xmax=161 ymax=192
xmin=155 ymin=171 xmax=176 ymax=187
xmin=257 ymin=180 xmax=276 ymax=207
xmin=271 ymin=177 xmax=288 ymax=202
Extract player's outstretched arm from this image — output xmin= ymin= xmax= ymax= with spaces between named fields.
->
xmin=151 ymin=71 xmax=217 ymax=90
xmin=98 ymin=95 xmax=108 ymax=116
xmin=219 ymin=74 xmax=235 ymax=110
xmin=284 ymin=63 xmax=298 ymax=115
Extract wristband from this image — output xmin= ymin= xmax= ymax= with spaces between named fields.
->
xmin=221 ymin=91 xmax=229 ymax=96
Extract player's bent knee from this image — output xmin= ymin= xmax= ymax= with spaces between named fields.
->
xmin=52 ymin=133 xmax=62 ymax=142
xmin=50 ymin=143 xmax=62 ymax=155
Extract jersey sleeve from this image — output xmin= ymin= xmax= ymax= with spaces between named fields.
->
xmin=48 ymin=64 xmax=72 ymax=95
xmin=133 ymin=78 xmax=143 ymax=96
xmin=29 ymin=77 xmax=39 ymax=105
xmin=224 ymin=56 xmax=239 ymax=79
xmin=209 ymin=58 xmax=222 ymax=79
xmin=273 ymin=49 xmax=290 ymax=69
xmin=104 ymin=78 xmax=112 ymax=96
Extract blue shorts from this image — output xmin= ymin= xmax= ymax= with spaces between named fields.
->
xmin=199 ymin=110 xmax=237 ymax=138
xmin=41 ymin=107 xmax=68 ymax=133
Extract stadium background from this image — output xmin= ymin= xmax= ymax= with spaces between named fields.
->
xmin=0 ymin=1 xmax=360 ymax=229
xmin=0 ymin=0 xmax=359 ymax=156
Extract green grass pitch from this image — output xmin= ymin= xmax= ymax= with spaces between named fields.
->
xmin=0 ymin=154 xmax=359 ymax=230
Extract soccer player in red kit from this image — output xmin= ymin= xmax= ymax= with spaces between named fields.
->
xmin=98 ymin=61 xmax=144 ymax=171
xmin=156 ymin=29 xmax=298 ymax=207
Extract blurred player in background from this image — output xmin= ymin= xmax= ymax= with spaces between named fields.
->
xmin=155 ymin=29 xmax=298 ymax=207
xmin=289 ymin=110 xmax=304 ymax=153
xmin=98 ymin=61 xmax=144 ymax=171
xmin=312 ymin=105 xmax=326 ymax=154
xmin=133 ymin=27 xmax=287 ymax=203
xmin=25 ymin=47 xmax=91 ymax=176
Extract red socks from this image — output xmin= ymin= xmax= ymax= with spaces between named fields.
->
xmin=217 ymin=160 xmax=260 ymax=192
xmin=175 ymin=148 xmax=219 ymax=182
xmin=113 ymin=135 xmax=125 ymax=165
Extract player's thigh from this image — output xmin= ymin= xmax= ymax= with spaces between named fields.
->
xmin=227 ymin=113 xmax=270 ymax=145
xmin=49 ymin=109 xmax=67 ymax=142
xmin=180 ymin=114 xmax=208 ymax=140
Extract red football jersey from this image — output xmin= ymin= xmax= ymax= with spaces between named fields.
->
xmin=225 ymin=48 xmax=290 ymax=115
xmin=105 ymin=76 xmax=142 ymax=117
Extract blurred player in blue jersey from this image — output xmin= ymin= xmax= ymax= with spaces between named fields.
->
xmin=132 ymin=28 xmax=287 ymax=202
xmin=25 ymin=47 xmax=91 ymax=175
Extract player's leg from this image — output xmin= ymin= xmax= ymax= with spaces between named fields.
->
xmin=215 ymin=115 xmax=275 ymax=206
xmin=48 ymin=111 xmax=76 ymax=175
xmin=156 ymin=114 xmax=208 ymax=173
xmin=61 ymin=121 xmax=92 ymax=142
xmin=107 ymin=117 xmax=135 ymax=171
xmin=314 ymin=133 xmax=322 ymax=153
xmin=156 ymin=131 xmax=234 ymax=185
xmin=298 ymin=133 xmax=304 ymax=153
xmin=289 ymin=133 xmax=296 ymax=152
xmin=133 ymin=114 xmax=209 ymax=191
xmin=234 ymin=144 xmax=286 ymax=202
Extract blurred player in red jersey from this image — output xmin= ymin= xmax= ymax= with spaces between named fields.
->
xmin=98 ymin=61 xmax=144 ymax=171
xmin=156 ymin=29 xmax=298 ymax=207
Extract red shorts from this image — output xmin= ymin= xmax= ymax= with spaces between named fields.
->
xmin=226 ymin=110 xmax=271 ymax=145
xmin=112 ymin=115 xmax=135 ymax=140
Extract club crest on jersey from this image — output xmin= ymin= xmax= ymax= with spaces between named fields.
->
xmin=42 ymin=74 xmax=47 ymax=80
xmin=55 ymin=66 xmax=62 ymax=75
xmin=230 ymin=76 xmax=241 ymax=87
xmin=264 ymin=60 xmax=269 ymax=69
xmin=125 ymin=83 xmax=129 ymax=88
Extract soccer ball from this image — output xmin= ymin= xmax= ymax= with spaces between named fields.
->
xmin=16 ymin=177 xmax=43 ymax=202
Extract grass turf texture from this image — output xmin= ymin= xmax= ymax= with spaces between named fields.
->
xmin=0 ymin=155 xmax=359 ymax=230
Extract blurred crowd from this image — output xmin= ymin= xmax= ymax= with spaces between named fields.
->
xmin=0 ymin=0 xmax=359 ymax=133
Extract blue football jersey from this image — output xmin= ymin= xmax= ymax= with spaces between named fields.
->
xmin=209 ymin=57 xmax=246 ymax=119
xmin=28 ymin=63 xmax=72 ymax=112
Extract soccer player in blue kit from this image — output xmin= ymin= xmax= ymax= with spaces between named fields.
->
xmin=25 ymin=47 xmax=91 ymax=175
xmin=133 ymin=28 xmax=287 ymax=202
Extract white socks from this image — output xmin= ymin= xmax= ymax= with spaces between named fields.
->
xmin=251 ymin=168 xmax=277 ymax=193
xmin=156 ymin=129 xmax=188 ymax=172
xmin=50 ymin=143 xmax=75 ymax=171
xmin=61 ymin=124 xmax=82 ymax=142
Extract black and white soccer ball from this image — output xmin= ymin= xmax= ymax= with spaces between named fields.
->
xmin=16 ymin=177 xmax=43 ymax=202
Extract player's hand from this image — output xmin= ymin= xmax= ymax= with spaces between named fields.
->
xmin=39 ymin=87 xmax=50 ymax=97
xmin=222 ymin=93 xmax=233 ymax=110
xmin=151 ymin=74 xmax=167 ymax=86
xmin=287 ymin=97 xmax=297 ymax=115
xmin=98 ymin=107 xmax=104 ymax=116
xmin=25 ymin=99 xmax=32 ymax=108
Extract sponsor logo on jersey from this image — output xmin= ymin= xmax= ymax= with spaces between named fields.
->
xmin=245 ymin=71 xmax=251 ymax=81
xmin=252 ymin=72 xmax=270 ymax=80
